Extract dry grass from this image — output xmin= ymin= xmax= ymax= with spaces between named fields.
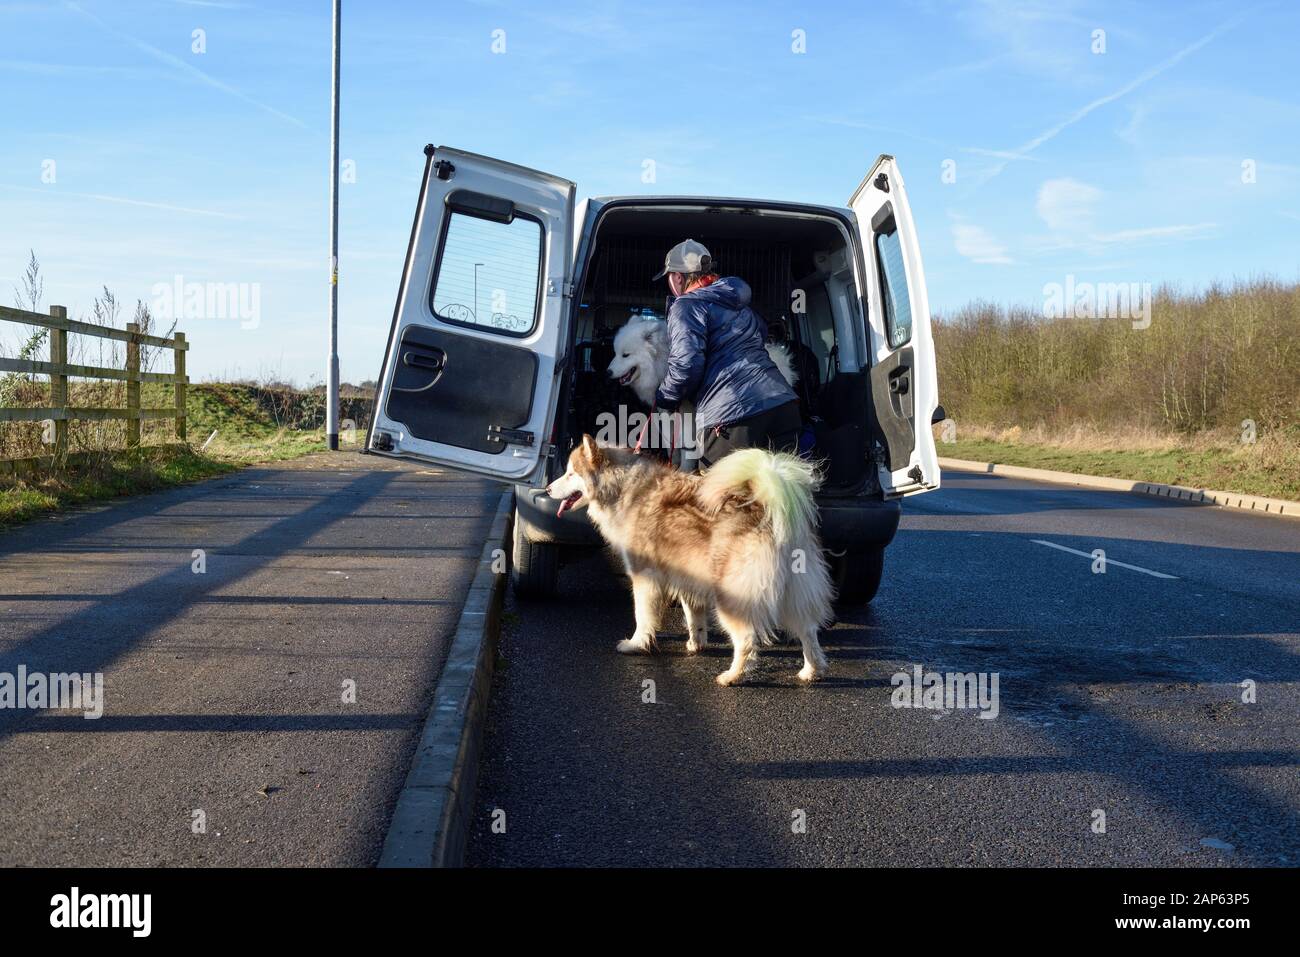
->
xmin=0 ymin=255 xmax=380 ymax=528
xmin=1 ymin=383 xmax=374 ymax=528
xmin=950 ymin=420 xmax=1220 ymax=452
xmin=937 ymin=422 xmax=1300 ymax=500
xmin=932 ymin=277 xmax=1300 ymax=499
xmin=934 ymin=278 xmax=1300 ymax=434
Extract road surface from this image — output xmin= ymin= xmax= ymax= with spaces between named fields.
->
xmin=0 ymin=452 xmax=501 ymax=866
xmin=467 ymin=469 xmax=1300 ymax=866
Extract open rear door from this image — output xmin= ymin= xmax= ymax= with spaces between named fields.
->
xmin=367 ymin=146 xmax=575 ymax=484
xmin=849 ymin=155 xmax=941 ymax=497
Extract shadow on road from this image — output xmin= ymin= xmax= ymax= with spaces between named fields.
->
xmin=470 ymin=474 xmax=1300 ymax=865
xmin=0 ymin=468 xmax=400 ymax=743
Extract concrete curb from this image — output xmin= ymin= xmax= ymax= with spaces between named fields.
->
xmin=378 ymin=488 xmax=513 ymax=868
xmin=938 ymin=457 xmax=1300 ymax=519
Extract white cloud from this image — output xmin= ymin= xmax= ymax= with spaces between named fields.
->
xmin=961 ymin=0 xmax=1095 ymax=79
xmin=1036 ymin=178 xmax=1102 ymax=232
xmin=951 ymin=219 xmax=1013 ymax=265
xmin=1091 ymin=223 xmax=1215 ymax=244
xmin=1028 ymin=177 xmax=1216 ymax=252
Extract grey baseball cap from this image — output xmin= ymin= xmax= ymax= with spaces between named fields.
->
xmin=652 ymin=239 xmax=713 ymax=281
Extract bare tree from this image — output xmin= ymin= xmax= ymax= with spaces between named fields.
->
xmin=0 ymin=251 xmax=47 ymax=407
xmin=133 ymin=298 xmax=176 ymax=374
xmin=13 ymin=249 xmax=43 ymax=312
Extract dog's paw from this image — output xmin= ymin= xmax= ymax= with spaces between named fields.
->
xmin=616 ymin=637 xmax=654 ymax=655
xmin=685 ymin=637 xmax=706 ymax=654
xmin=797 ymin=662 xmax=828 ymax=683
xmin=715 ymin=670 xmax=743 ymax=687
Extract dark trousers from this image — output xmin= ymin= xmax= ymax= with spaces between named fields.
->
xmin=699 ymin=400 xmax=802 ymax=468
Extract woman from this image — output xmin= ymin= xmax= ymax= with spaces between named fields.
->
xmin=651 ymin=239 xmax=801 ymax=468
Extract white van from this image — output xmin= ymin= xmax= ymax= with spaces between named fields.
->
xmin=366 ymin=146 xmax=943 ymax=603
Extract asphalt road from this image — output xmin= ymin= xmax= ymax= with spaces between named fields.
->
xmin=467 ymin=469 xmax=1300 ymax=866
xmin=0 ymin=452 xmax=501 ymax=866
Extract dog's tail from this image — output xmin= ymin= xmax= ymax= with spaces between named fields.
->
xmin=700 ymin=448 xmax=833 ymax=637
xmin=699 ymin=448 xmax=820 ymax=550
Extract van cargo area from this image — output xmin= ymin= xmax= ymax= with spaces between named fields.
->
xmin=558 ymin=204 xmax=878 ymax=495
xmin=366 ymin=147 xmax=941 ymax=602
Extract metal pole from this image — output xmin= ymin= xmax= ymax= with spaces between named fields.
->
xmin=326 ymin=0 xmax=341 ymax=451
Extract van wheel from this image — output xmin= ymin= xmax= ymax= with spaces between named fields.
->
xmin=830 ymin=547 xmax=885 ymax=605
xmin=511 ymin=515 xmax=559 ymax=600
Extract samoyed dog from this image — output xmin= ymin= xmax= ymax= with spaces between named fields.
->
xmin=607 ymin=316 xmax=797 ymax=408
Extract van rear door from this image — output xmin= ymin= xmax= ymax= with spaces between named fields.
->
xmin=849 ymin=155 xmax=941 ymax=496
xmin=367 ymin=146 xmax=575 ymax=484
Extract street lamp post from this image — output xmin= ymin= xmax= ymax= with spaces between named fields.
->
xmin=326 ymin=0 xmax=341 ymax=451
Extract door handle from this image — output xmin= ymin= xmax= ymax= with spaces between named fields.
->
xmin=889 ymin=372 xmax=910 ymax=395
xmin=403 ymin=349 xmax=444 ymax=372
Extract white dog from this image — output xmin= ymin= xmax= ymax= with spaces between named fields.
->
xmin=607 ymin=316 xmax=797 ymax=408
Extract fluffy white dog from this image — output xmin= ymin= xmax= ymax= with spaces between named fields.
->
xmin=607 ymin=316 xmax=797 ymax=408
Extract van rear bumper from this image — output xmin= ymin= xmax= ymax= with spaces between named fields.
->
xmin=514 ymin=484 xmax=901 ymax=551
xmin=817 ymin=495 xmax=901 ymax=551
xmin=514 ymin=485 xmax=606 ymax=545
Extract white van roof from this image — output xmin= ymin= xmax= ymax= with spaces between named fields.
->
xmin=588 ymin=195 xmax=854 ymax=217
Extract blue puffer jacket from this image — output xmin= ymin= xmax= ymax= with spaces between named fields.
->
xmin=652 ymin=277 xmax=796 ymax=430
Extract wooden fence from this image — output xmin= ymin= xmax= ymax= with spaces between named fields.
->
xmin=0 ymin=304 xmax=188 ymax=466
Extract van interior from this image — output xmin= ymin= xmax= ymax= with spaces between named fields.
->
xmin=560 ymin=205 xmax=876 ymax=494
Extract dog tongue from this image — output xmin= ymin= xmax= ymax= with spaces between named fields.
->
xmin=556 ymin=493 xmax=579 ymax=517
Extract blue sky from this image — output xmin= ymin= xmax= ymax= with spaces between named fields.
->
xmin=2 ymin=0 xmax=1297 ymax=385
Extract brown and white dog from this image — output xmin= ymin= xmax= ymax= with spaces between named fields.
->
xmin=546 ymin=436 xmax=833 ymax=685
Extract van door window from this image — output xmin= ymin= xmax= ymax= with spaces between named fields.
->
xmin=875 ymin=227 xmax=913 ymax=348
xmin=431 ymin=211 xmax=542 ymax=336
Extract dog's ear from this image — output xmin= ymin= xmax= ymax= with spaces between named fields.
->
xmin=581 ymin=433 xmax=605 ymax=465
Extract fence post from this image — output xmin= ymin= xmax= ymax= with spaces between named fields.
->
xmin=173 ymin=332 xmax=187 ymax=442
xmin=126 ymin=321 xmax=140 ymax=448
xmin=49 ymin=305 xmax=68 ymax=459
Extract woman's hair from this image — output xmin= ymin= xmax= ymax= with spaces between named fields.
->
xmin=683 ymin=253 xmax=714 ymax=282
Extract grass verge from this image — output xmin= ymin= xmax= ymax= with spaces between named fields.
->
xmin=941 ymin=424 xmax=1300 ymax=501
xmin=0 ymin=445 xmax=237 ymax=528
xmin=0 ymin=383 xmax=358 ymax=530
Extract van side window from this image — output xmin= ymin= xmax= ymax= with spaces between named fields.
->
xmin=431 ymin=211 xmax=542 ymax=336
xmin=875 ymin=227 xmax=912 ymax=348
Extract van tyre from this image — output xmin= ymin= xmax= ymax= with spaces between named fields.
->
xmin=511 ymin=514 xmax=559 ymax=600
xmin=831 ymin=546 xmax=885 ymax=605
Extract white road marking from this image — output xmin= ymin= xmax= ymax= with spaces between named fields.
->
xmin=1030 ymin=539 xmax=1179 ymax=579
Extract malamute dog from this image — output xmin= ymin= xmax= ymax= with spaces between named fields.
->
xmin=608 ymin=316 xmax=797 ymax=408
xmin=546 ymin=436 xmax=833 ymax=686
